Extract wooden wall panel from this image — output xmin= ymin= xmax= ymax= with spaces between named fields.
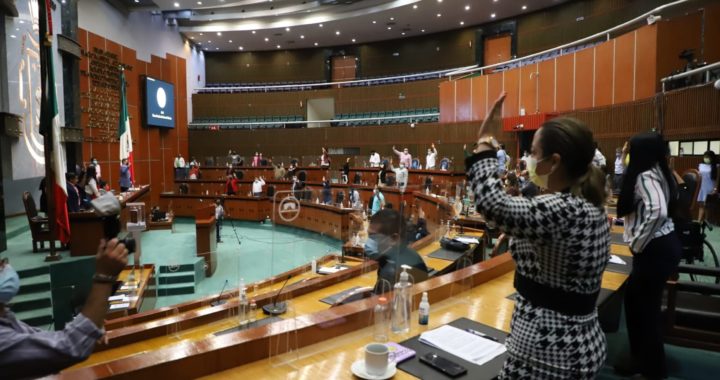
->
xmin=656 ymin=12 xmax=702 ymax=82
xmin=502 ymin=69 xmax=520 ymax=117
xmin=538 ymin=59 xmax=556 ymax=113
xmin=704 ymin=4 xmax=720 ymax=64
xmin=487 ymin=73 xmax=503 ymax=116
xmin=438 ymin=81 xmax=455 ymax=123
xmin=594 ymin=42 xmax=614 ymax=107
xmin=635 ymin=25 xmax=658 ymax=98
xmin=484 ymin=35 xmax=512 ymax=66
xmin=519 ymin=64 xmax=538 ymax=115
xmin=555 ymin=54 xmax=574 ymax=112
xmin=574 ymin=48 xmax=594 ymax=110
xmin=614 ymin=31 xmax=635 ymax=104
xmin=78 ymin=28 xmax=188 ymax=207
xmin=454 ymin=78 xmax=472 ymax=122
xmin=471 ymin=76 xmax=487 ymax=121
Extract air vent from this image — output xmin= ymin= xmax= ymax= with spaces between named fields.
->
xmin=273 ymin=33 xmax=283 ymax=37
xmin=386 ymin=22 xmax=396 ymax=26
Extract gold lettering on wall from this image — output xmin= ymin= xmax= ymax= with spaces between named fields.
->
xmin=80 ymin=47 xmax=133 ymax=143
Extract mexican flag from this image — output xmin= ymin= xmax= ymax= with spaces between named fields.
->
xmin=38 ymin=0 xmax=70 ymax=244
xmin=118 ymin=71 xmax=134 ymax=182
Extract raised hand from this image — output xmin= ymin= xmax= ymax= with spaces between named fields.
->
xmin=474 ymin=92 xmax=506 ymax=153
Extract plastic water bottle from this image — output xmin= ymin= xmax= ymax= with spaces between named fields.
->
xmin=373 ymin=297 xmax=390 ymax=343
xmin=391 ymin=266 xmax=413 ymax=334
xmin=311 ymin=257 xmax=317 ymax=273
xmin=239 ymin=287 xmax=249 ymax=328
xmin=249 ymin=299 xmax=257 ymax=324
xmin=418 ymin=292 xmax=430 ymax=325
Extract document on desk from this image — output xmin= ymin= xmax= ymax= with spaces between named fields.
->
xmin=454 ymin=236 xmax=480 ymax=245
xmin=609 ymin=255 xmax=626 ymax=265
xmin=419 ymin=325 xmax=506 ymax=366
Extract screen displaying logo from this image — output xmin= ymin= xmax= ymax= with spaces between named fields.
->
xmin=145 ymin=77 xmax=174 ymax=128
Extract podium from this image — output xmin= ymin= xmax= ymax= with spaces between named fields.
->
xmin=196 ymin=205 xmax=218 ymax=277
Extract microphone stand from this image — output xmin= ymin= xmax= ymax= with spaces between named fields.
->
xmin=211 ymin=279 xmax=229 ymax=306
xmin=262 ymin=275 xmax=292 ymax=315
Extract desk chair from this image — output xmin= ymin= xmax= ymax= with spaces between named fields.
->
xmin=22 ymin=191 xmax=54 ymax=252
xmin=663 ymin=264 xmax=720 ymax=351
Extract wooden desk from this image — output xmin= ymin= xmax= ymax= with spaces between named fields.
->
xmin=196 ymin=205 xmax=217 ymax=277
xmin=106 ymin=264 xmax=157 ymax=320
xmin=68 ymin=186 xmax=150 ymax=256
xmin=159 ymin=194 xmax=271 ymax=221
xmin=274 ymin=201 xmax=354 ymax=241
xmin=413 ymin=192 xmax=456 ymax=231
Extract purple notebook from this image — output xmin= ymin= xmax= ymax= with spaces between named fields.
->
xmin=387 ymin=342 xmax=416 ymax=363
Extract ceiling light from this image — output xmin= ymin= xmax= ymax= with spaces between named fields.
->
xmin=251 ymin=30 xmax=256 ymax=34
xmin=215 ymin=47 xmax=219 ymax=50
xmin=135 ymin=0 xmax=140 ymax=3
xmin=190 ymin=36 xmax=195 ymax=39
xmin=352 ymin=38 xmax=356 ymax=42
xmin=372 ymin=20 xmax=376 ymax=24
xmin=465 ymin=5 xmax=470 ymax=11
xmin=207 ymin=40 xmax=211 ymax=43
xmin=239 ymin=46 xmax=244 ymax=50
xmin=285 ymin=27 xmax=291 ymax=32
xmin=197 ymin=42 xmax=201 ymax=45
xmin=387 ymin=26 xmax=392 ymax=30
xmin=300 ymin=35 xmax=305 ymax=39
xmin=276 ymin=45 xmax=281 ymax=49
xmin=314 ymin=42 xmax=318 ymax=46
xmin=390 ymin=17 xmax=394 ymax=21
xmin=264 ymin=37 xmax=269 ymax=41
xmin=197 ymin=1 xmax=202 ymax=4
xmin=460 ymin=21 xmax=464 ymax=25
xmin=319 ymin=23 xmax=323 ymax=27
xmin=199 ymin=32 xmax=204 ymax=35
xmin=216 ymin=32 xmax=222 ymax=36
xmin=173 ymin=2 xmax=179 ymax=7
xmin=437 ymin=13 xmax=441 ymax=17
xmin=401 ymin=32 xmax=406 ymax=35
xmin=522 ymin=5 xmax=527 ymax=10
xmin=437 ymin=0 xmax=442 ymax=2
xmin=413 ymin=4 xmax=417 ymax=9
xmin=335 ymin=31 xmax=340 ymax=35
xmin=421 ymin=29 xmax=426 ymax=32
xmin=491 ymin=13 xmax=496 ymax=18
xmin=228 ymin=40 xmax=232 ymax=43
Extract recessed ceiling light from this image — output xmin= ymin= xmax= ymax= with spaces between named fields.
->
xmin=319 ymin=23 xmax=323 ymax=27
xmin=460 ymin=21 xmax=464 ymax=25
xmin=228 ymin=40 xmax=232 ymax=43
xmin=276 ymin=45 xmax=281 ymax=49
xmin=216 ymin=32 xmax=222 ymax=36
xmin=522 ymin=5 xmax=527 ymax=10
xmin=437 ymin=0 xmax=442 ymax=3
xmin=207 ymin=40 xmax=211 ymax=43
xmin=190 ymin=36 xmax=195 ymax=39
xmin=197 ymin=1 xmax=202 ymax=4
xmin=215 ymin=47 xmax=219 ymax=50
xmin=413 ymin=4 xmax=417 ymax=9
xmin=491 ymin=13 xmax=496 ymax=18
xmin=199 ymin=32 xmax=204 ymax=35
xmin=387 ymin=26 xmax=392 ymax=30
xmin=335 ymin=30 xmax=340 ymax=35
xmin=285 ymin=27 xmax=291 ymax=32
xmin=390 ymin=17 xmax=394 ymax=21
xmin=421 ymin=29 xmax=426 ymax=32
xmin=352 ymin=38 xmax=356 ymax=42
xmin=264 ymin=37 xmax=269 ymax=41
xmin=493 ymin=0 xmax=498 ymax=2
xmin=401 ymin=32 xmax=406 ymax=35
xmin=437 ymin=13 xmax=442 ymax=17
xmin=465 ymin=5 xmax=470 ymax=11
xmin=251 ymin=30 xmax=256 ymax=34
xmin=197 ymin=42 xmax=201 ymax=45
xmin=173 ymin=2 xmax=179 ymax=7
xmin=314 ymin=42 xmax=318 ymax=46
xmin=300 ymin=35 xmax=305 ymax=39
xmin=372 ymin=20 xmax=376 ymax=24
xmin=239 ymin=46 xmax=244 ymax=50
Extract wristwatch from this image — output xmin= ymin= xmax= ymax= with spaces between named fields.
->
xmin=476 ymin=136 xmax=500 ymax=151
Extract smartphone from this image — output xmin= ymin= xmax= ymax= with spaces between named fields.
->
xmin=419 ymin=352 xmax=467 ymax=377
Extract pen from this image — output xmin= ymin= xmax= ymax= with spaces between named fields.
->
xmin=466 ymin=329 xmax=499 ymax=342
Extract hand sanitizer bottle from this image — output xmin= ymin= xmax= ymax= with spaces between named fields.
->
xmin=418 ymin=292 xmax=430 ymax=325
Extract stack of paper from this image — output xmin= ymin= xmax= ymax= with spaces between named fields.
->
xmin=454 ymin=236 xmax=480 ymax=245
xmin=419 ymin=325 xmax=506 ymax=366
xmin=609 ymin=255 xmax=626 ymax=265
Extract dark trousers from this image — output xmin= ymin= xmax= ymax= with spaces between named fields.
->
xmin=216 ymin=218 xmax=222 ymax=242
xmin=624 ymin=232 xmax=681 ymax=379
xmin=614 ymin=173 xmax=624 ymax=194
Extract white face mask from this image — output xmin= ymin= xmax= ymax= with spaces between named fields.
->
xmin=526 ymin=156 xmax=550 ymax=189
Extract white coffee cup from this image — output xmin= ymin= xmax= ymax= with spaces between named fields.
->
xmin=364 ymin=343 xmax=389 ymax=376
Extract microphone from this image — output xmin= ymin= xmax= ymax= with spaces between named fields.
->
xmin=262 ymin=275 xmax=292 ymax=315
xmin=211 ymin=279 xmax=229 ymax=306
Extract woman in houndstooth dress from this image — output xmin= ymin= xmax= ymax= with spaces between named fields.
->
xmin=467 ymin=95 xmax=610 ymax=379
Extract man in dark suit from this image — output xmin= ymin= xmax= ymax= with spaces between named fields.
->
xmin=65 ymin=173 xmax=81 ymax=212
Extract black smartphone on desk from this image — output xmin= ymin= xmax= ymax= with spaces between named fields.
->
xmin=419 ymin=352 xmax=467 ymax=377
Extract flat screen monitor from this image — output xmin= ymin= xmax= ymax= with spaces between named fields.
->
xmin=144 ymin=76 xmax=175 ymax=128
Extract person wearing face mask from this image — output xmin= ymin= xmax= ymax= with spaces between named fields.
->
xmin=0 ymin=240 xmax=128 ymax=379
xmin=425 ymin=143 xmax=438 ymax=170
xmin=364 ymin=209 xmax=428 ymax=294
xmin=467 ymin=93 xmax=609 ymax=379
xmin=392 ymin=145 xmax=412 ymax=168
xmin=389 ymin=159 xmax=409 ymax=192
xmin=697 ymin=150 xmax=719 ymax=221
xmin=90 ymin=157 xmax=101 ymax=182
xmin=615 ymin=132 xmax=681 ymax=379
xmin=370 ymin=186 xmax=385 ymax=216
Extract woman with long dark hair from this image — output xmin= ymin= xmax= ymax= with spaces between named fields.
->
xmin=615 ymin=132 xmax=681 ymax=379
xmin=697 ymin=150 xmax=719 ymax=221
xmin=84 ymin=165 xmax=100 ymax=199
xmin=468 ymin=94 xmax=609 ymax=378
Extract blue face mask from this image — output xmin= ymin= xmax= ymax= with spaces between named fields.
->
xmin=364 ymin=234 xmax=380 ymax=256
xmin=0 ymin=264 xmax=20 ymax=304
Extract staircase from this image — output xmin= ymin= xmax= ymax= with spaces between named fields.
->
xmin=11 ymin=266 xmax=54 ymax=327
xmin=156 ymin=258 xmax=205 ymax=296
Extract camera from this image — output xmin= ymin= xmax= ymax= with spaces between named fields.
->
xmin=91 ymin=194 xmax=136 ymax=253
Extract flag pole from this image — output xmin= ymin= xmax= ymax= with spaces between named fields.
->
xmin=40 ymin=0 xmax=60 ymax=262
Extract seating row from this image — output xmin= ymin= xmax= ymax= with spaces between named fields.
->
xmin=492 ymin=41 xmax=601 ymax=72
xmin=334 ymin=108 xmax=439 ymax=126
xmin=191 ymin=115 xmax=304 ymax=129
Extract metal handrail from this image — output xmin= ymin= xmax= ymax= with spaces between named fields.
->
xmin=445 ymin=0 xmax=690 ymax=78
xmin=660 ymin=61 xmax=720 ymax=91
xmin=189 ymin=113 xmax=440 ymax=128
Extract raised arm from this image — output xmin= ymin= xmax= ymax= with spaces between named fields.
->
xmin=392 ymin=146 xmax=401 ymax=156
